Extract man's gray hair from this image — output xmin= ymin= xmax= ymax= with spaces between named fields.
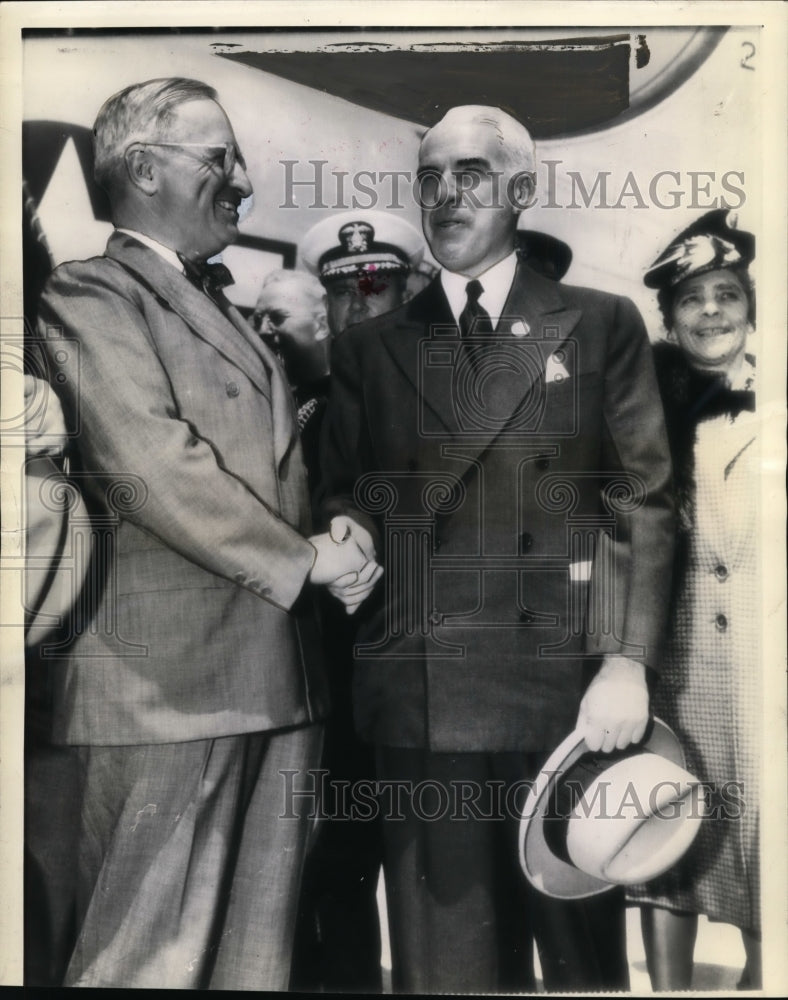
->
xmin=256 ymin=269 xmax=326 ymax=311
xmin=422 ymin=105 xmax=536 ymax=175
xmin=93 ymin=77 xmax=218 ymax=196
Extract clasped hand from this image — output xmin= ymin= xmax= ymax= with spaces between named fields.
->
xmin=308 ymin=515 xmax=382 ymax=614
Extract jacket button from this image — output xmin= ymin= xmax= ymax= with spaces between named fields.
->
xmin=714 ymin=564 xmax=729 ymax=581
xmin=520 ymin=532 xmax=533 ymax=552
xmin=535 ymin=458 xmax=550 ymax=471
xmin=715 ymin=613 xmax=728 ymax=631
xmin=429 ymin=609 xmax=441 ymax=625
xmin=226 ymin=380 xmax=240 ymax=397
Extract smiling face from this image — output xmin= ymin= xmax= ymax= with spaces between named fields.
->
xmin=670 ymin=268 xmax=751 ymax=374
xmin=254 ymin=279 xmax=328 ymax=382
xmin=255 ymin=285 xmax=322 ymax=351
xmin=418 ymin=119 xmax=527 ymax=278
xmin=151 ymin=98 xmax=252 ymax=261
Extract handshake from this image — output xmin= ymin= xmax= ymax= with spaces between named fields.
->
xmin=308 ymin=515 xmax=383 ymax=615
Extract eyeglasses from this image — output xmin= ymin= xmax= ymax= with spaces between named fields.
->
xmin=135 ymin=141 xmax=247 ymax=177
xmin=251 ymin=309 xmax=288 ymax=332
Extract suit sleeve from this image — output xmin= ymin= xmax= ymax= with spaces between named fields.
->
xmin=590 ymin=294 xmax=675 ymax=670
xmin=316 ymin=330 xmax=381 ymax=546
xmin=36 ymin=262 xmax=316 ymax=611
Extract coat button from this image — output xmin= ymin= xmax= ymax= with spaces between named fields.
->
xmin=535 ymin=458 xmax=550 ymax=471
xmin=429 ymin=609 xmax=441 ymax=625
xmin=714 ymin=564 xmax=729 ymax=581
xmin=520 ymin=532 xmax=533 ymax=552
xmin=715 ymin=613 xmax=728 ymax=631
xmin=226 ymin=381 xmax=240 ymax=397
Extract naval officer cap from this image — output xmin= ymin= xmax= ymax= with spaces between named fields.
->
xmin=301 ymin=210 xmax=424 ymax=285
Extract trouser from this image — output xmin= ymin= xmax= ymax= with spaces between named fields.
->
xmin=290 ymin=737 xmax=383 ymax=993
xmin=62 ymin=724 xmax=322 ymax=989
xmin=291 ymin=597 xmax=383 ymax=993
xmin=376 ymin=745 xmax=629 ymax=994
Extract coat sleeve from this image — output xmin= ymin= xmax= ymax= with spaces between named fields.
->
xmin=36 ymin=261 xmax=316 ymax=612
xmin=315 ymin=330 xmax=381 ymax=546
xmin=589 ymin=294 xmax=675 ymax=670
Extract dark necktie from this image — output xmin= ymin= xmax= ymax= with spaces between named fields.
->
xmin=459 ymin=278 xmax=493 ymax=367
xmin=178 ymin=253 xmax=235 ymax=301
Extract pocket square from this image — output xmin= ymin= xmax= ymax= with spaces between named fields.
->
xmin=569 ymin=560 xmax=592 ymax=582
xmin=545 ymin=352 xmax=571 ymax=384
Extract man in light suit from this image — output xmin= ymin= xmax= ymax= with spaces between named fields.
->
xmin=32 ymin=77 xmax=379 ymax=989
xmin=319 ymin=105 xmax=675 ymax=992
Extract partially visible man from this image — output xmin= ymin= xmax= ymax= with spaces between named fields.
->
xmin=23 ymin=374 xmax=84 ymax=987
xmin=32 ymin=77 xmax=378 ymax=989
xmin=301 ymin=209 xmax=424 ymax=339
xmin=288 ymin=211 xmax=423 ymax=992
xmin=252 ymin=269 xmax=331 ymax=383
xmin=319 ymin=106 xmax=675 ymax=993
xmin=252 ymin=269 xmax=331 ymax=496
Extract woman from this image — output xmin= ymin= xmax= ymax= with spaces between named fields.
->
xmin=628 ymin=209 xmax=760 ymax=989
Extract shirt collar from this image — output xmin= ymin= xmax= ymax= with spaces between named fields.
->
xmin=439 ymin=251 xmax=518 ymax=327
xmin=115 ymin=228 xmax=184 ymax=274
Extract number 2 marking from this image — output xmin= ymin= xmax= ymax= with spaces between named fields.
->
xmin=740 ymin=42 xmax=756 ymax=71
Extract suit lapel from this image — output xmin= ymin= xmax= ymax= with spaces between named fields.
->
xmin=499 ymin=261 xmax=582 ymax=356
xmin=380 ymin=264 xmax=583 ymax=472
xmin=219 ymin=295 xmax=299 ymax=467
xmin=106 ymin=233 xmax=272 ymax=399
xmin=381 ymin=278 xmax=464 ymax=436
xmin=105 ymin=232 xmax=297 ymax=467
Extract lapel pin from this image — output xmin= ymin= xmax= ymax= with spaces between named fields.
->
xmin=511 ymin=320 xmax=530 ymax=338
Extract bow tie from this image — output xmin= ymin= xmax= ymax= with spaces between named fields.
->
xmin=178 ymin=253 xmax=235 ymax=298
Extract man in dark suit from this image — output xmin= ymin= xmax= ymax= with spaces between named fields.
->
xmin=280 ymin=212 xmax=422 ymax=992
xmin=32 ymin=77 xmax=379 ymax=989
xmin=319 ymin=105 xmax=675 ymax=992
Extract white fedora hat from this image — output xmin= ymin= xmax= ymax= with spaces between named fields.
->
xmin=518 ymin=718 xmax=706 ymax=900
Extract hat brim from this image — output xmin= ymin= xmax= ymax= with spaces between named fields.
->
xmin=516 ymin=229 xmax=573 ymax=281
xmin=518 ymin=718 xmax=685 ymax=900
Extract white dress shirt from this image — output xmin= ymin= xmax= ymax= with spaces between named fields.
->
xmin=439 ymin=251 xmax=518 ymax=330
